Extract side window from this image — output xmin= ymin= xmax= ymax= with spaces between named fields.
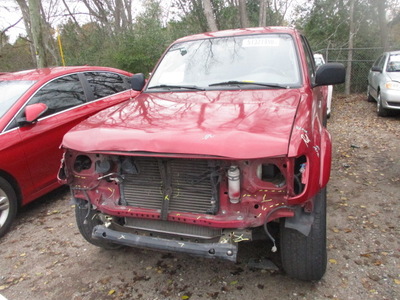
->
xmin=377 ymin=55 xmax=386 ymax=69
xmin=29 ymin=74 xmax=86 ymax=117
xmin=85 ymin=72 xmax=129 ymax=100
xmin=373 ymin=55 xmax=383 ymax=67
xmin=300 ymin=36 xmax=316 ymax=82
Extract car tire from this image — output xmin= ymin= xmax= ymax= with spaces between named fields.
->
xmin=75 ymin=199 xmax=121 ymax=249
xmin=377 ymin=93 xmax=389 ymax=117
xmin=0 ymin=177 xmax=18 ymax=238
xmin=280 ymin=188 xmax=327 ymax=281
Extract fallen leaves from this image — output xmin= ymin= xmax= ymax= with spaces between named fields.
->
xmin=46 ymin=209 xmax=61 ymax=216
xmin=108 ymin=289 xmax=116 ymax=295
xmin=0 ymin=274 xmax=30 ymax=290
xmin=328 ymin=259 xmax=338 ymax=264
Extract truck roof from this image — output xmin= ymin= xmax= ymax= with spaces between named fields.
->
xmin=174 ymin=27 xmax=299 ymax=44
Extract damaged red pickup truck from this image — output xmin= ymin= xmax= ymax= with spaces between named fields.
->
xmin=59 ymin=27 xmax=345 ymax=281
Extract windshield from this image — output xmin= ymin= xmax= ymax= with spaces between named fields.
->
xmin=147 ymin=33 xmax=301 ymax=91
xmin=0 ymin=80 xmax=36 ymax=119
xmin=386 ymin=54 xmax=400 ymax=72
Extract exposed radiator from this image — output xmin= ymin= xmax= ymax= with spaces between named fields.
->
xmin=121 ymin=157 xmax=219 ymax=215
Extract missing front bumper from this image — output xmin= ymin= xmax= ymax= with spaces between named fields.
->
xmin=92 ymin=225 xmax=238 ymax=262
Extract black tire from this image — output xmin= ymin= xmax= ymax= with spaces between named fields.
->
xmin=377 ymin=93 xmax=389 ymax=117
xmin=0 ymin=177 xmax=18 ymax=238
xmin=280 ymin=188 xmax=327 ymax=281
xmin=75 ymin=199 xmax=121 ymax=249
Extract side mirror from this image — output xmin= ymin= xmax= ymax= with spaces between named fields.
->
xmin=18 ymin=103 xmax=48 ymax=126
xmin=314 ymin=63 xmax=346 ymax=87
xmin=131 ymin=73 xmax=145 ymax=91
xmin=371 ymin=66 xmax=383 ymax=73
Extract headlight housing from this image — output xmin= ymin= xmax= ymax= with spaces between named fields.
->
xmin=385 ymin=81 xmax=400 ymax=90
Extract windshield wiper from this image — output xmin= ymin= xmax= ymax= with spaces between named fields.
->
xmin=147 ymin=84 xmax=205 ymax=91
xmin=209 ymin=81 xmax=288 ymax=89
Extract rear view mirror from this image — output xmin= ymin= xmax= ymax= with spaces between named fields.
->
xmin=131 ymin=73 xmax=145 ymax=91
xmin=314 ymin=63 xmax=346 ymax=86
xmin=18 ymin=103 xmax=48 ymax=126
xmin=371 ymin=66 xmax=383 ymax=73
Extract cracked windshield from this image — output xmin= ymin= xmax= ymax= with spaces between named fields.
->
xmin=147 ymin=33 xmax=301 ymax=90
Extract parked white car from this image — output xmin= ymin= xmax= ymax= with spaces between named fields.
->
xmin=367 ymin=51 xmax=400 ymax=117
xmin=314 ymin=54 xmax=333 ymax=117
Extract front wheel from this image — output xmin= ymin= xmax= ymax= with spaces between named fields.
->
xmin=377 ymin=93 xmax=389 ymax=117
xmin=0 ymin=177 xmax=18 ymax=238
xmin=75 ymin=199 xmax=121 ymax=249
xmin=280 ymin=188 xmax=327 ymax=281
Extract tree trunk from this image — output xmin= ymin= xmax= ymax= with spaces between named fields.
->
xmin=377 ymin=0 xmax=389 ymax=51
xmin=28 ymin=0 xmax=47 ymax=68
xmin=202 ymin=0 xmax=218 ymax=31
xmin=345 ymin=0 xmax=355 ymax=95
xmin=259 ymin=0 xmax=267 ymax=26
xmin=16 ymin=0 xmax=36 ymax=65
xmin=238 ymin=0 xmax=249 ymax=27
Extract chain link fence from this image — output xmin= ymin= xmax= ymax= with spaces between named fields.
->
xmin=315 ymin=47 xmax=397 ymax=94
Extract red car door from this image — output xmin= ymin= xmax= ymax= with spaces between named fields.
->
xmin=15 ymin=72 xmax=133 ymax=195
xmin=15 ymin=73 xmax=88 ymax=194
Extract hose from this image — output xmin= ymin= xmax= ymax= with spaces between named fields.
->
xmin=263 ymin=205 xmax=293 ymax=252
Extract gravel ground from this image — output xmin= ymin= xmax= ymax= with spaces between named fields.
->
xmin=0 ymin=94 xmax=399 ymax=300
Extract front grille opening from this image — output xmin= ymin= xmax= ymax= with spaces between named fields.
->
xmin=120 ymin=157 xmax=221 ymax=215
xmin=257 ymin=163 xmax=286 ymax=187
xmin=387 ymin=101 xmax=400 ymax=107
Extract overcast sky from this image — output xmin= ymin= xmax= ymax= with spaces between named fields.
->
xmin=0 ymin=1 xmax=25 ymax=42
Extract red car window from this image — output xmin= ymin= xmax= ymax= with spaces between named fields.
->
xmin=28 ymin=74 xmax=86 ymax=117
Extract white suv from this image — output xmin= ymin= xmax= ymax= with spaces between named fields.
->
xmin=314 ymin=54 xmax=333 ymax=117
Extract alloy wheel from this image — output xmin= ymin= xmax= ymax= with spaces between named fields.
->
xmin=0 ymin=190 xmax=10 ymax=227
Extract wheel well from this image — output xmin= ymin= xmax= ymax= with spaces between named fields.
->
xmin=0 ymin=170 xmax=22 ymax=207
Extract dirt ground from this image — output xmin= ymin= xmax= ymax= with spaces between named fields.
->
xmin=0 ymin=94 xmax=399 ymax=300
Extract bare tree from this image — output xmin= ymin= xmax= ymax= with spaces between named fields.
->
xmin=377 ymin=0 xmax=389 ymax=51
xmin=15 ymin=0 xmax=36 ymax=63
xmin=80 ymin=0 xmax=134 ymax=33
xmin=259 ymin=0 xmax=268 ymax=26
xmin=258 ymin=0 xmax=293 ymax=26
xmin=238 ymin=0 xmax=249 ymax=27
xmin=0 ymin=18 xmax=22 ymax=47
xmin=28 ymin=0 xmax=48 ymax=67
xmin=202 ymin=0 xmax=218 ymax=31
xmin=61 ymin=0 xmax=83 ymax=30
xmin=15 ymin=0 xmax=60 ymax=67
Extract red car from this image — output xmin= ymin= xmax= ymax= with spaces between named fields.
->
xmin=0 ymin=66 xmax=139 ymax=237
xmin=59 ymin=28 xmax=345 ymax=280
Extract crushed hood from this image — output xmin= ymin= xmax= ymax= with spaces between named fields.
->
xmin=62 ymin=89 xmax=302 ymax=159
